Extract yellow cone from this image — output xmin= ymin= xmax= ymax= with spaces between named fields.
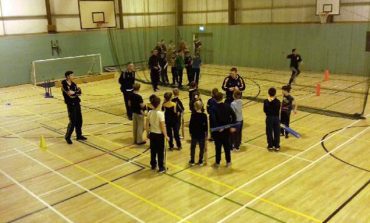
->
xmin=39 ymin=135 xmax=47 ymax=150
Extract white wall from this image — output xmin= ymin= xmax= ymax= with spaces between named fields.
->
xmin=0 ymin=0 xmax=47 ymax=35
xmin=235 ymin=0 xmax=370 ymax=24
xmin=183 ymin=0 xmax=229 ymax=24
xmin=121 ymin=0 xmax=176 ymax=28
xmin=0 ymin=0 xmax=369 ymax=36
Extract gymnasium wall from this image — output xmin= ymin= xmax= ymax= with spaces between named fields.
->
xmin=0 ymin=26 xmax=176 ymax=87
xmin=179 ymin=23 xmax=368 ymax=75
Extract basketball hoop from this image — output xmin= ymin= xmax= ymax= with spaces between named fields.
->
xmin=319 ymin=12 xmax=329 ymax=24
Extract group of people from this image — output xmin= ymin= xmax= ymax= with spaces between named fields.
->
xmin=60 ymin=47 xmax=299 ymax=174
xmin=148 ymin=39 xmax=203 ymax=91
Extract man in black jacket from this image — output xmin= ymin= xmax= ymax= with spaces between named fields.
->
xmin=119 ymin=63 xmax=135 ymax=120
xmin=222 ymin=67 xmax=246 ymax=104
xmin=287 ymin=48 xmax=303 ymax=86
xmin=61 ymin=71 xmax=87 ymax=144
xmin=213 ymin=92 xmax=236 ymax=167
xmin=148 ymin=49 xmax=160 ymax=91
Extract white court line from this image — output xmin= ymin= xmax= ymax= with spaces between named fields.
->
xmin=39 ymin=154 xmax=146 ymax=197
xmin=0 ymin=169 xmax=74 ymax=223
xmin=244 ymin=143 xmax=313 ymax=163
xmin=0 ymin=120 xmax=131 ymax=159
xmin=13 ymin=148 xmax=144 ymax=223
xmin=218 ymin=123 xmax=370 ymax=223
xmin=178 ymin=115 xmax=367 ymax=223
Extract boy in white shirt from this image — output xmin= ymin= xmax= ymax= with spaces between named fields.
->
xmin=146 ymin=95 xmax=169 ymax=173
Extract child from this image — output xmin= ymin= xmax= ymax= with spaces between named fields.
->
xmin=230 ymin=90 xmax=243 ymax=151
xmin=281 ymin=85 xmax=297 ymax=138
xmin=175 ymin=50 xmax=185 ymax=88
xmin=184 ymin=50 xmax=193 ymax=85
xmin=189 ymin=81 xmax=203 ymax=113
xmin=169 ymin=51 xmax=177 ymax=86
xmin=213 ymin=92 xmax=236 ymax=167
xmin=207 ymin=88 xmax=219 ymax=141
xmin=162 ymin=92 xmax=182 ymax=150
xmin=172 ymin=88 xmax=185 ymax=138
xmin=192 ymin=54 xmax=202 ymax=84
xmin=146 ymin=95 xmax=169 ymax=173
xmin=129 ymin=83 xmax=146 ymax=145
xmin=159 ymin=53 xmax=169 ymax=85
xmin=263 ymin=87 xmax=281 ymax=151
xmin=189 ymin=101 xmax=208 ymax=166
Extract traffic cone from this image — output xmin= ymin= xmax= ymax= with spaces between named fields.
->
xmin=39 ymin=135 xmax=47 ymax=150
xmin=316 ymin=83 xmax=321 ymax=96
xmin=324 ymin=69 xmax=330 ymax=81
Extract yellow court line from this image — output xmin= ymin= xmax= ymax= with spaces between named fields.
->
xmin=12 ymin=98 xmax=322 ymax=223
xmin=0 ymin=127 xmax=188 ymax=222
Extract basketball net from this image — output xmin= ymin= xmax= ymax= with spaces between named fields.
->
xmin=96 ymin=22 xmax=105 ymax=28
xmin=319 ymin=12 xmax=329 ymax=24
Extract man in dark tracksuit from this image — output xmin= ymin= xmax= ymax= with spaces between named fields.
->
xmin=222 ymin=67 xmax=246 ymax=104
xmin=148 ymin=49 xmax=160 ymax=91
xmin=213 ymin=92 xmax=236 ymax=167
xmin=61 ymin=71 xmax=87 ymax=144
xmin=287 ymin=48 xmax=303 ymax=86
xmin=119 ymin=63 xmax=135 ymax=120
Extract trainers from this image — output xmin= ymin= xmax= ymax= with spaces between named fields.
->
xmin=77 ymin=136 xmax=87 ymax=141
xmin=136 ymin=141 xmax=146 ymax=145
xmin=213 ymin=163 xmax=220 ymax=168
xmin=189 ymin=161 xmax=195 ymax=166
xmin=169 ymin=148 xmax=174 ymax=151
xmin=197 ymin=161 xmax=204 ymax=166
xmin=285 ymin=135 xmax=289 ymax=139
xmin=226 ymin=162 xmax=232 ymax=167
xmin=177 ymin=147 xmax=182 ymax=151
xmin=235 ymin=148 xmax=240 ymax=151
xmin=275 ymin=147 xmax=281 ymax=151
xmin=151 ymin=166 xmax=156 ymax=170
xmin=158 ymin=168 xmax=166 ymax=173
xmin=65 ymin=138 xmax=73 ymax=144
xmin=267 ymin=147 xmax=274 ymax=151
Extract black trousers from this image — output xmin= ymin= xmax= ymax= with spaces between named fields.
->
xmin=177 ymin=68 xmax=184 ymax=87
xmin=122 ymin=91 xmax=132 ymax=119
xmin=280 ymin=111 xmax=291 ymax=136
xmin=171 ymin=67 xmax=178 ymax=85
xmin=65 ymin=103 xmax=83 ymax=139
xmin=150 ymin=70 xmax=160 ymax=90
xmin=190 ymin=137 xmax=206 ymax=163
xmin=192 ymin=68 xmax=200 ymax=84
xmin=186 ymin=67 xmax=193 ymax=84
xmin=214 ymin=131 xmax=232 ymax=164
xmin=160 ymin=67 xmax=169 ymax=84
xmin=231 ymin=121 xmax=243 ymax=149
xmin=288 ymin=66 xmax=301 ymax=85
xmin=224 ymin=97 xmax=233 ymax=105
xmin=166 ymin=122 xmax=181 ymax=148
xmin=266 ymin=116 xmax=280 ymax=148
xmin=150 ymin=133 xmax=165 ymax=169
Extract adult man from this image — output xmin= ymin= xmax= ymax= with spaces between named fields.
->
xmin=61 ymin=71 xmax=87 ymax=144
xmin=221 ymin=67 xmax=246 ymax=104
xmin=119 ymin=63 xmax=135 ymax=120
xmin=287 ymin=48 xmax=303 ymax=86
xmin=148 ymin=49 xmax=160 ymax=91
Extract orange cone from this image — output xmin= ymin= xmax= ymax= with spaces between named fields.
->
xmin=324 ymin=69 xmax=330 ymax=81
xmin=316 ymin=83 xmax=321 ymax=96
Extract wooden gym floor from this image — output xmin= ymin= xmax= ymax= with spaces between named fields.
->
xmin=0 ymin=65 xmax=369 ymax=223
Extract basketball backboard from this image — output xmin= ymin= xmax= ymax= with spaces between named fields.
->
xmin=78 ymin=0 xmax=116 ymax=29
xmin=316 ymin=0 xmax=340 ymax=15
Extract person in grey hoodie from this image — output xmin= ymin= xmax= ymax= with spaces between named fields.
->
xmin=230 ymin=90 xmax=243 ymax=151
